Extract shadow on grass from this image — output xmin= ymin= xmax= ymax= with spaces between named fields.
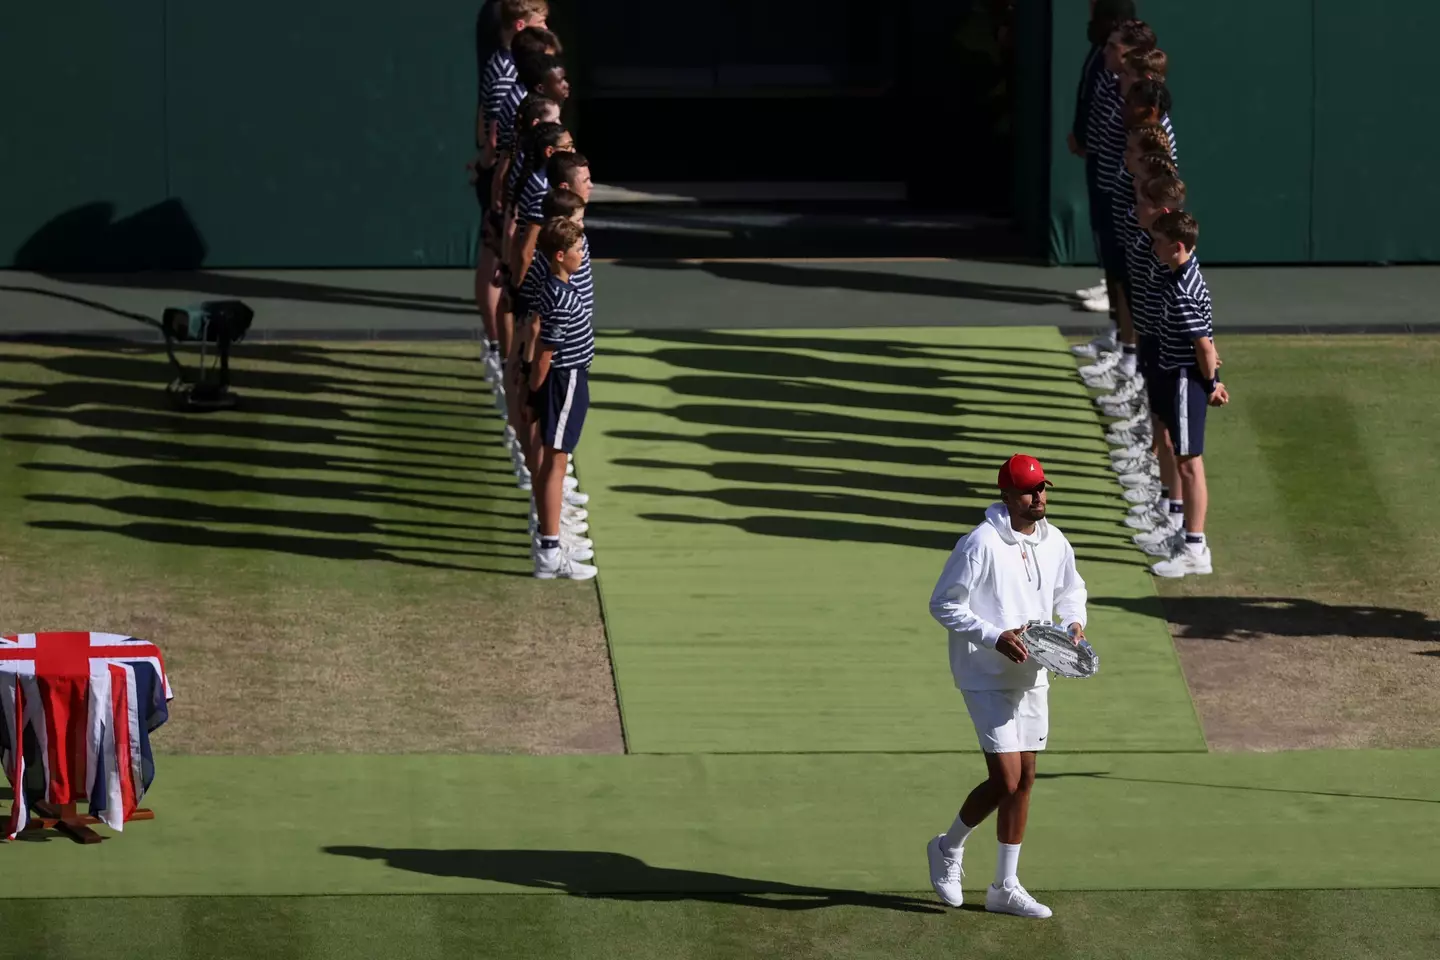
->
xmin=1095 ymin=596 xmax=1440 ymax=643
xmin=583 ymin=331 xmax=1131 ymax=562
xmin=0 ymin=343 xmax=527 ymax=573
xmin=323 ymin=846 xmax=943 ymax=914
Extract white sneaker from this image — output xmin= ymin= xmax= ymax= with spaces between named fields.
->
xmin=1080 ymin=294 xmax=1111 ymax=313
xmin=1124 ymin=506 xmax=1169 ymax=531
xmin=1123 ymin=484 xmax=1161 ymax=505
xmin=1098 ymin=372 xmax=1143 ymax=401
xmin=1110 ymin=442 xmax=1150 ymax=460
xmin=1074 ymin=281 xmax=1108 ymax=300
xmin=515 ymin=470 xmax=532 ymax=492
xmin=1119 ymin=470 xmax=1159 ymax=490
xmin=1134 ymin=523 xmax=1178 ymax=548
xmin=536 ymin=536 xmax=594 ymax=562
xmin=566 ymin=461 xmax=575 ymax=477
xmin=1077 ymin=351 xmax=1120 ymax=380
xmin=529 ymin=516 xmax=592 ymax=541
xmin=1111 ymin=405 xmax=1150 ymax=426
xmin=503 ymin=425 xmax=517 ymax=446
xmin=533 ymin=544 xmax=598 ymax=580
xmin=1084 ymin=369 xmax=1121 ymax=391
xmin=563 ymin=488 xmax=590 ymax=508
xmin=1105 ymin=423 xmax=1152 ymax=446
xmin=1152 ymin=545 xmax=1213 ymax=578
xmin=1141 ymin=529 xmax=1186 ymax=558
xmin=926 ymin=835 xmax=964 ymax=908
xmin=1071 ymin=332 xmax=1117 ymax=357
xmin=1111 ymin=453 xmax=1155 ymax=475
xmin=985 ymin=877 xmax=1052 ymax=919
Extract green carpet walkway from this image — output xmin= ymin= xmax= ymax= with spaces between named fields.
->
xmin=580 ymin=327 xmax=1203 ymax=754
xmin=2 ymin=750 xmax=1438 ymax=898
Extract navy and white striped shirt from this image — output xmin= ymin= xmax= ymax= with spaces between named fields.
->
xmin=506 ymin=142 xmax=529 ymax=207
xmin=1160 ymin=114 xmax=1178 ymax=162
xmin=479 ymin=50 xmax=516 ymax=141
xmin=1086 ymin=73 xmax=1124 ymax=193
xmin=1156 ymin=256 xmax=1214 ymax=371
xmin=518 ymin=169 xmax=549 ymax=225
xmin=1111 ymin=168 xmax=1138 ymax=248
xmin=1124 ymin=227 xmax=1165 ymax=338
xmin=520 ymin=253 xmax=550 ymax=311
xmin=537 ymin=274 xmax=595 ymax=370
xmin=495 ymin=82 xmax=526 ymax=154
xmin=572 ymin=235 xmax=594 ymax=319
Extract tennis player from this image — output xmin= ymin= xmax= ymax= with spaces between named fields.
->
xmin=925 ymin=454 xmax=1089 ymax=918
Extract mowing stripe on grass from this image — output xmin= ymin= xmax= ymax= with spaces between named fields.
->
xmin=1246 ymin=394 xmax=1398 ymax=589
xmin=2 ymin=750 xmax=1437 ymax=899
xmin=581 ymin=327 xmax=1203 ymax=753
xmin=1 ymin=890 xmax=1438 ymax=960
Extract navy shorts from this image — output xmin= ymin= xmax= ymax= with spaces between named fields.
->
xmin=538 ymin=366 xmax=590 ymax=454
xmin=1098 ymin=217 xmax=1129 ymax=291
xmin=1151 ymin=367 xmax=1209 ymax=457
xmin=474 ymin=162 xmax=495 ymax=210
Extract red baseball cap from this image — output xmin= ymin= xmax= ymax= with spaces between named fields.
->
xmin=997 ymin=454 xmax=1054 ymax=491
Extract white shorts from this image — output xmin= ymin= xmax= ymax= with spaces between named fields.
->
xmin=961 ymin=687 xmax=1049 ymax=753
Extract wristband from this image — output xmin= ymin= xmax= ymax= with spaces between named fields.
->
xmin=1202 ymin=377 xmax=1218 ymax=394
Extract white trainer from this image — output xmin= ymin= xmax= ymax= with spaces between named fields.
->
xmin=529 ymin=515 xmax=592 ymax=541
xmin=1085 ymin=369 xmax=1121 ymax=391
xmin=1110 ymin=442 xmax=1150 ymax=460
xmin=1106 ymin=424 xmax=1151 ymax=447
xmin=533 ymin=544 xmax=598 ymax=581
xmin=539 ymin=537 xmax=593 ymax=562
xmin=1124 ymin=506 xmax=1170 ymax=531
xmin=985 ymin=877 xmax=1052 ymax=919
xmin=1123 ymin=484 xmax=1161 ymax=504
xmin=1133 ymin=524 xmax=1177 ymax=548
xmin=1077 ymin=351 xmax=1120 ymax=380
xmin=1074 ymin=281 xmax=1108 ymax=300
xmin=564 ymin=489 xmax=590 ymax=508
xmin=1119 ymin=470 xmax=1159 ymax=490
xmin=1111 ymin=454 xmax=1155 ymax=475
xmin=1141 ymin=529 xmax=1186 ymax=558
xmin=1071 ymin=332 xmax=1117 ymax=358
xmin=1152 ymin=545 xmax=1213 ymax=578
xmin=926 ymin=835 xmax=965 ymax=907
xmin=1080 ymin=294 xmax=1111 ymax=313
xmin=1110 ymin=406 xmax=1150 ymax=427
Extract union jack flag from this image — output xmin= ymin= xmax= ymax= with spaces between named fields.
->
xmin=0 ymin=632 xmax=173 ymax=840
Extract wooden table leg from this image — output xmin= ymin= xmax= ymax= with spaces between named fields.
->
xmin=32 ymin=802 xmax=104 ymax=844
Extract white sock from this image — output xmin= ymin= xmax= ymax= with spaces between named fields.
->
xmin=1157 ymin=497 xmax=1170 ymax=516
xmin=1119 ymin=353 xmax=1137 ymax=378
xmin=995 ymin=843 xmax=1021 ymax=886
xmin=1168 ymin=500 xmax=1185 ymax=530
xmin=943 ymin=814 xmax=974 ymax=857
xmin=1185 ymin=533 xmax=1207 ymax=555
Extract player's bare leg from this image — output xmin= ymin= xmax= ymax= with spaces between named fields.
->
xmin=1154 ymin=422 xmax=1181 ymax=527
xmin=1153 ymin=454 xmax=1213 ymax=578
xmin=477 ymin=247 xmax=502 ymax=357
xmin=1177 ymin=454 xmax=1206 ymax=534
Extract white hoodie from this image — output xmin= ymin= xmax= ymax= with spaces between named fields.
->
xmin=929 ymin=502 xmax=1088 ymax=692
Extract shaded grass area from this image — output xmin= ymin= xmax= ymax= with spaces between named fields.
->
xmin=1 ymin=890 xmax=1437 ymax=960
xmin=1079 ymin=335 xmax=1440 ymax=749
xmin=0 ymin=342 xmax=622 ymax=755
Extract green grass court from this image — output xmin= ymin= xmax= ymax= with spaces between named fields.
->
xmin=0 ymin=328 xmax=1437 ymax=958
